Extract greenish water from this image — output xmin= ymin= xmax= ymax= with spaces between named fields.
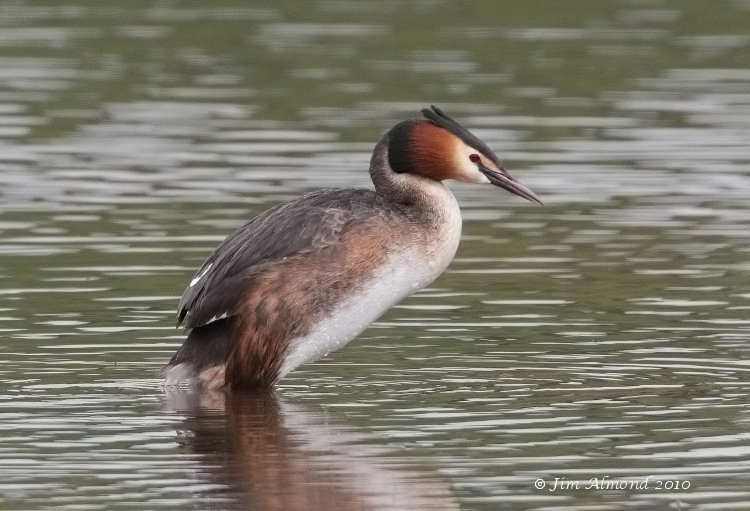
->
xmin=1 ymin=1 xmax=750 ymax=510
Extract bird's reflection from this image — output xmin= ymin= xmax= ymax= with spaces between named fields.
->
xmin=163 ymin=390 xmax=458 ymax=511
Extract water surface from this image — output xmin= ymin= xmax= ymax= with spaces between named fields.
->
xmin=1 ymin=1 xmax=750 ymax=510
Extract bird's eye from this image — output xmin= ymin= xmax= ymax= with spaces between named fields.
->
xmin=469 ymin=153 xmax=481 ymax=164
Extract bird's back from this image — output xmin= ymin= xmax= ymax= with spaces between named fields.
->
xmin=178 ymin=188 xmax=412 ymax=329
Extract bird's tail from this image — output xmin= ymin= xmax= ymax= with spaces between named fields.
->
xmin=162 ymin=319 xmax=231 ymax=389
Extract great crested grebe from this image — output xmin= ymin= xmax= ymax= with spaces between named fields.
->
xmin=164 ymin=106 xmax=542 ymax=390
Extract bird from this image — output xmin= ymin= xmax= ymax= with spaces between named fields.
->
xmin=163 ymin=105 xmax=542 ymax=390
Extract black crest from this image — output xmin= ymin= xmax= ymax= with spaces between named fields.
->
xmin=421 ymin=105 xmax=502 ymax=167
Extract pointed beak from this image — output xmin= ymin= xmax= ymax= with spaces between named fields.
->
xmin=479 ymin=165 xmax=543 ymax=205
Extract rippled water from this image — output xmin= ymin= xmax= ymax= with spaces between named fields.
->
xmin=1 ymin=1 xmax=750 ymax=510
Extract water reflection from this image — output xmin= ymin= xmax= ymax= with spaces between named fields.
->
xmin=163 ymin=390 xmax=458 ymax=511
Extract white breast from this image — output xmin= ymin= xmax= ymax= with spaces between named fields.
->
xmin=279 ymin=184 xmax=462 ymax=378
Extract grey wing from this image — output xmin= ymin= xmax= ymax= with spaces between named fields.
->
xmin=176 ymin=188 xmax=381 ymax=329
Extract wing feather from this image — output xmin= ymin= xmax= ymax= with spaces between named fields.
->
xmin=177 ymin=188 xmax=391 ymax=329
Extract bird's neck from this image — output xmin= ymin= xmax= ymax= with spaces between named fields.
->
xmin=369 ymin=137 xmax=458 ymax=219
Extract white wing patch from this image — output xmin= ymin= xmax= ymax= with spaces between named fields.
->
xmin=206 ymin=312 xmax=229 ymax=324
xmin=189 ymin=262 xmax=213 ymax=288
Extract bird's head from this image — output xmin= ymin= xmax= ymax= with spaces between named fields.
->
xmin=385 ymin=105 xmax=542 ymax=205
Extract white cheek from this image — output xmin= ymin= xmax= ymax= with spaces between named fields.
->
xmin=456 ymin=157 xmax=491 ymax=184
